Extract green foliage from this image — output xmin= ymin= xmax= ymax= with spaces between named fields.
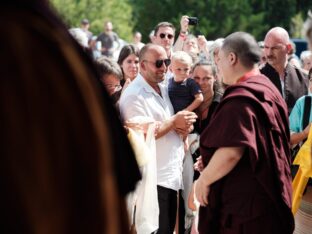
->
xmin=265 ymin=0 xmax=296 ymax=32
xmin=49 ymin=0 xmax=134 ymax=41
xmin=290 ymin=13 xmax=304 ymax=38
xmin=130 ymin=0 xmax=288 ymax=42
xmin=49 ymin=0 xmax=312 ymax=44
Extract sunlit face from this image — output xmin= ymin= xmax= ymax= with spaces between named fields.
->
xmin=133 ymin=33 xmax=142 ymax=43
xmin=303 ymin=55 xmax=312 ymax=71
xmin=154 ymin=26 xmax=175 ymax=52
xmin=101 ymin=74 xmax=121 ymax=96
xmin=183 ymin=37 xmax=199 ymax=55
xmin=192 ymin=65 xmax=215 ymax=94
xmin=141 ymin=47 xmax=169 ymax=86
xmin=105 ymin=22 xmax=113 ymax=32
xmin=121 ymin=54 xmax=139 ymax=81
xmin=171 ymin=60 xmax=191 ymax=82
xmin=264 ymin=34 xmax=288 ymax=68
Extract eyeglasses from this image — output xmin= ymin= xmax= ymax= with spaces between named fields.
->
xmin=105 ymin=84 xmax=122 ymax=90
xmin=159 ymin=33 xmax=174 ymax=40
xmin=143 ymin=59 xmax=171 ymax=68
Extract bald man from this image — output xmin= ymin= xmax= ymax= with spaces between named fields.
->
xmin=119 ymin=44 xmax=197 ymax=233
xmin=260 ymin=27 xmax=308 ymax=114
xmin=195 ymin=32 xmax=294 ymax=234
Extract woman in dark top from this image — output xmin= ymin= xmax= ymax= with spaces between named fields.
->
xmin=191 ymin=61 xmax=223 ymax=181
xmin=192 ymin=61 xmax=223 ymax=134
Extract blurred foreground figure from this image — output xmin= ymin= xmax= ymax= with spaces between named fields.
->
xmin=0 ymin=1 xmax=140 ymax=234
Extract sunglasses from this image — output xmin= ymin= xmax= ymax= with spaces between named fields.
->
xmin=144 ymin=59 xmax=171 ymax=68
xmin=159 ymin=33 xmax=174 ymax=40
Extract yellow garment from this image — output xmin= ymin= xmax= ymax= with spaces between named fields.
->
xmin=292 ymin=127 xmax=312 ymax=214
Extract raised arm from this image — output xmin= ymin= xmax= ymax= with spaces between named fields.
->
xmin=173 ymin=15 xmax=189 ymax=52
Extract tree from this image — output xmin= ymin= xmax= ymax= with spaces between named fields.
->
xmin=49 ymin=0 xmax=308 ymax=44
xmin=131 ymin=0 xmax=270 ymax=41
xmin=49 ymin=0 xmax=134 ymax=41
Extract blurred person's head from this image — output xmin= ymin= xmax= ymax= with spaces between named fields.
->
xmin=208 ymin=38 xmax=224 ymax=81
xmin=209 ymin=38 xmax=224 ymax=64
xmin=96 ymin=57 xmax=122 ymax=96
xmin=300 ymin=50 xmax=312 ymax=71
xmin=264 ymin=27 xmax=291 ymax=70
xmin=117 ymin=45 xmax=140 ymax=81
xmin=183 ymin=34 xmax=200 ymax=61
xmin=170 ymin=51 xmax=192 ymax=82
xmin=104 ymin=21 xmax=113 ymax=33
xmin=133 ymin=32 xmax=142 ymax=44
xmin=80 ymin=18 xmax=90 ymax=30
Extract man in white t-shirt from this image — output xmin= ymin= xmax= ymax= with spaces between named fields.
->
xmin=119 ymin=44 xmax=197 ymax=234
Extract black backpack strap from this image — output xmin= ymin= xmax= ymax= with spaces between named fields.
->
xmin=302 ymin=96 xmax=311 ymax=130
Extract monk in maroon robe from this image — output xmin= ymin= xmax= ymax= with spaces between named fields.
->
xmin=194 ymin=32 xmax=294 ymax=234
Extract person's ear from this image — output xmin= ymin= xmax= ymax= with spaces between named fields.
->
xmin=228 ymin=52 xmax=237 ymax=65
xmin=286 ymin=43 xmax=292 ymax=53
xmin=140 ymin=61 xmax=146 ymax=71
xmin=169 ymin=64 xmax=173 ymax=73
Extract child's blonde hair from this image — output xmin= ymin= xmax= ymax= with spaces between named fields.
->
xmin=171 ymin=51 xmax=193 ymax=65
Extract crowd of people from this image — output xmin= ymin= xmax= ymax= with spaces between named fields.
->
xmin=4 ymin=1 xmax=312 ymax=233
xmin=70 ymin=14 xmax=312 ymax=234
xmin=72 ymin=15 xmax=312 ymax=234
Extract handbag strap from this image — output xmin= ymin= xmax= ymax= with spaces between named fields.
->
xmin=302 ymin=95 xmax=311 ymax=130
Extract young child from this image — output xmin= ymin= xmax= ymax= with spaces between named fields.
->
xmin=168 ymin=51 xmax=203 ymax=232
xmin=168 ymin=51 xmax=203 ymax=113
xmin=168 ymin=51 xmax=203 ymax=150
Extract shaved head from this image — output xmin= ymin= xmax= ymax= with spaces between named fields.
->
xmin=139 ymin=43 xmax=167 ymax=61
xmin=263 ymin=27 xmax=290 ymax=69
xmin=264 ymin=27 xmax=290 ymax=45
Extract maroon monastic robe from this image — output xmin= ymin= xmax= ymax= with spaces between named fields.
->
xmin=198 ymin=75 xmax=294 ymax=234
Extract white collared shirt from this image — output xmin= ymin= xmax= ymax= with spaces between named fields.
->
xmin=119 ymin=74 xmax=184 ymax=191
